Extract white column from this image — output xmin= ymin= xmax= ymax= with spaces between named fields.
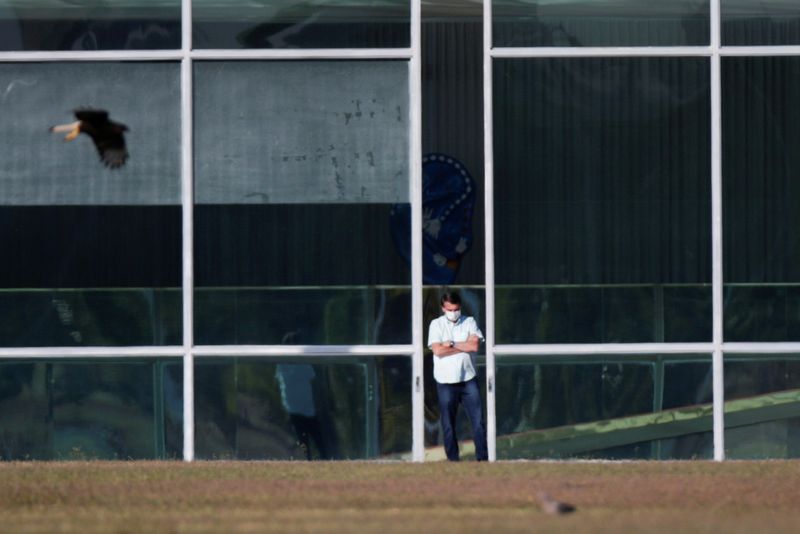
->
xmin=410 ymin=0 xmax=425 ymax=462
xmin=483 ymin=0 xmax=497 ymax=462
xmin=181 ymin=0 xmax=195 ymax=462
xmin=710 ymin=0 xmax=725 ymax=461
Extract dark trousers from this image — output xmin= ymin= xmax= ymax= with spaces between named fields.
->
xmin=436 ymin=377 xmax=488 ymax=461
xmin=289 ymin=414 xmax=327 ymax=460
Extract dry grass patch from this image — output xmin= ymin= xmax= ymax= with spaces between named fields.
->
xmin=1 ymin=461 xmax=799 ymax=532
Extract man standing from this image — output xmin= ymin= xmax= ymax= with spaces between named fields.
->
xmin=427 ymin=291 xmax=488 ymax=461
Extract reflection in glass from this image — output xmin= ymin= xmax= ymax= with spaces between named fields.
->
xmin=492 ymin=0 xmax=709 ymax=47
xmin=0 ymin=0 xmax=180 ymax=51
xmin=0 ymin=358 xmax=182 ymax=460
xmin=0 ymin=63 xmax=182 ymax=347
xmin=192 ymin=0 xmax=409 ymax=49
xmin=194 ymin=62 xmax=410 ymax=345
xmin=723 ymin=57 xmax=800 ymax=342
xmin=724 ymin=357 xmax=800 ymax=459
xmin=494 ymin=58 xmax=711 ymax=344
xmin=723 ymin=0 xmax=800 ymax=45
xmin=496 ymin=285 xmax=711 ymax=344
xmin=496 ymin=356 xmax=713 ymax=460
xmin=421 ymin=11 xmax=485 ymax=286
xmin=194 ymin=357 xmax=411 ymax=460
xmin=0 ymin=289 xmax=181 ymax=347
xmin=194 ymin=287 xmax=411 ymax=345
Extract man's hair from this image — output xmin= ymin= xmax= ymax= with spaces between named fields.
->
xmin=440 ymin=291 xmax=461 ymax=306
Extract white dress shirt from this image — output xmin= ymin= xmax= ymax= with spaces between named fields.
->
xmin=427 ymin=315 xmax=484 ymax=384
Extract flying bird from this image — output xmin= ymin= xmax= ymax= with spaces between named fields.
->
xmin=50 ymin=109 xmax=129 ymax=169
xmin=537 ymin=491 xmax=577 ymax=515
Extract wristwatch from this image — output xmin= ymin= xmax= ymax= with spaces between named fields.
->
xmin=449 ymin=340 xmax=455 ymax=348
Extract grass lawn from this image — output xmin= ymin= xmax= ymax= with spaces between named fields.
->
xmin=2 ymin=460 xmax=800 ymax=532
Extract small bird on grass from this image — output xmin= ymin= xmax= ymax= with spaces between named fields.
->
xmin=50 ymin=109 xmax=129 ymax=169
xmin=537 ymin=491 xmax=577 ymax=515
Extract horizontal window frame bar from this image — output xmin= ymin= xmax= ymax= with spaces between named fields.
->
xmin=494 ymin=343 xmax=712 ymax=355
xmin=0 ymin=346 xmax=185 ymax=358
xmin=0 ymin=345 xmax=414 ymax=358
xmin=719 ymin=46 xmax=800 ymax=57
xmin=0 ymin=50 xmax=184 ymax=62
xmin=2 ymin=46 xmax=799 ymax=64
xmin=0 ymin=48 xmax=413 ymax=62
xmin=190 ymin=48 xmax=413 ymax=60
xmin=491 ymin=46 xmax=713 ymax=58
xmin=495 ymin=353 xmax=711 ymax=364
xmin=4 ymin=343 xmax=800 ymax=359
xmin=192 ymin=344 xmax=414 ymax=356
xmin=492 ymin=46 xmax=800 ymax=58
xmin=496 ymin=342 xmax=800 ymax=356
xmin=3 ymin=45 xmax=800 ymax=63
xmin=722 ymin=343 xmax=800 ymax=354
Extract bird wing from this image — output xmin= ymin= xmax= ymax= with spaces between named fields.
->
xmin=90 ymin=131 xmax=129 ymax=169
xmin=76 ymin=109 xmax=129 ymax=169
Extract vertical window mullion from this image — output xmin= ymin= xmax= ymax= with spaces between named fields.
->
xmin=410 ymin=0 xmax=425 ymax=463
xmin=483 ymin=0 xmax=497 ymax=462
xmin=711 ymin=0 xmax=725 ymax=462
xmin=181 ymin=0 xmax=195 ymax=462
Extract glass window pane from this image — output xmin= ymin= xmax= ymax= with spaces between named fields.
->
xmin=421 ymin=11 xmax=485 ymax=287
xmin=496 ymin=355 xmax=713 ymax=460
xmin=193 ymin=0 xmax=409 ymax=49
xmin=723 ymin=57 xmax=800 ymax=342
xmin=194 ymin=61 xmax=410 ymax=345
xmin=0 ymin=63 xmax=182 ymax=347
xmin=194 ymin=356 xmax=411 ymax=460
xmin=0 ymin=358 xmax=182 ymax=460
xmin=0 ymin=0 xmax=180 ymax=51
xmin=724 ymin=356 xmax=800 ymax=459
xmin=723 ymin=0 xmax=800 ymax=46
xmin=494 ymin=58 xmax=711 ymax=344
xmin=493 ymin=0 xmax=709 ymax=47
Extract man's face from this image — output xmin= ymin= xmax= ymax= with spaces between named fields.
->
xmin=441 ymin=301 xmax=461 ymax=314
xmin=442 ymin=301 xmax=461 ymax=322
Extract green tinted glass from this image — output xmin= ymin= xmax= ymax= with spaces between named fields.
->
xmin=494 ymin=57 xmax=711 ymax=344
xmin=723 ymin=57 xmax=800 ymax=342
xmin=0 ymin=358 xmax=182 ymax=460
xmin=194 ymin=357 xmax=411 ymax=460
xmin=496 ymin=356 xmax=713 ymax=460
xmin=723 ymin=0 xmax=800 ymax=45
xmin=724 ymin=357 xmax=800 ymax=459
xmin=493 ymin=0 xmax=709 ymax=47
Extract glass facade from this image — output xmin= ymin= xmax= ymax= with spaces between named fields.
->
xmin=0 ymin=0 xmax=181 ymax=51
xmin=724 ymin=356 xmax=800 ymax=458
xmin=193 ymin=0 xmax=409 ymax=49
xmin=494 ymin=57 xmax=712 ymax=344
xmin=723 ymin=57 xmax=800 ymax=342
xmin=2 ymin=1 xmax=800 ymax=462
xmin=0 ymin=358 xmax=182 ymax=460
xmin=722 ymin=0 xmax=800 ymax=45
xmin=193 ymin=60 xmax=411 ymax=345
xmin=496 ymin=356 xmax=713 ymax=460
xmin=0 ymin=62 xmax=182 ymax=348
xmin=493 ymin=0 xmax=710 ymax=47
xmin=194 ymin=356 xmax=411 ymax=459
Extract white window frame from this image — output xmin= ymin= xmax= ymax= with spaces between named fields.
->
xmin=0 ymin=0 xmax=425 ymax=463
xmin=483 ymin=0 xmax=800 ymax=462
xmin=3 ymin=0 xmax=800 ymax=463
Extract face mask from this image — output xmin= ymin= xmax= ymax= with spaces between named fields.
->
xmin=444 ymin=309 xmax=461 ymax=322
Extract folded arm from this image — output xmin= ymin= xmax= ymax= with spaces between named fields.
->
xmin=431 ymin=334 xmax=481 ymax=358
